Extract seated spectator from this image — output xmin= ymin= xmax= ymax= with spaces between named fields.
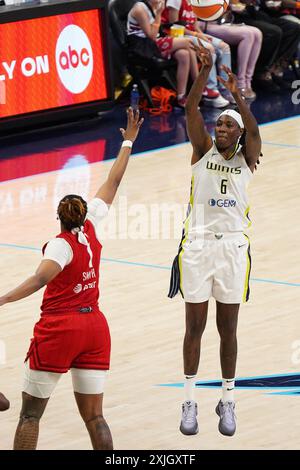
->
xmin=127 ymin=0 xmax=200 ymax=108
xmin=264 ymin=0 xmax=300 ymax=23
xmin=161 ymin=0 xmax=232 ymax=106
xmin=196 ymin=0 xmax=263 ymax=99
xmin=235 ymin=0 xmax=300 ymax=90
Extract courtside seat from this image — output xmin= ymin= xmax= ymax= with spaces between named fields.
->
xmin=108 ymin=0 xmax=176 ymax=107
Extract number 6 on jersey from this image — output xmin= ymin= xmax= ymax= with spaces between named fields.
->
xmin=221 ymin=179 xmax=228 ymax=194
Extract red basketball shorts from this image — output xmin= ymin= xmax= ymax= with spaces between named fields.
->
xmin=25 ymin=310 xmax=111 ymax=373
xmin=156 ymin=37 xmax=173 ymax=59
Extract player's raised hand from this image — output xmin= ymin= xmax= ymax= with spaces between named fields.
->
xmin=217 ymin=65 xmax=239 ymax=94
xmin=193 ymin=39 xmax=213 ymax=70
xmin=120 ymin=107 xmax=144 ymax=143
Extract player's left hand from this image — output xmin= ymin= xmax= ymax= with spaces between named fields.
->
xmin=0 ymin=297 xmax=7 ymax=307
xmin=120 ymin=107 xmax=144 ymax=143
xmin=217 ymin=65 xmax=239 ymax=94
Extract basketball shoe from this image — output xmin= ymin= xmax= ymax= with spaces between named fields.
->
xmin=180 ymin=400 xmax=198 ymax=435
xmin=215 ymin=400 xmax=236 ymax=436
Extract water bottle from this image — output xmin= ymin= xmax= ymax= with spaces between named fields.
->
xmin=130 ymin=84 xmax=140 ymax=111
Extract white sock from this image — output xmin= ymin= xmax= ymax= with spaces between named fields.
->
xmin=184 ymin=375 xmax=196 ymax=402
xmin=177 ymin=93 xmax=185 ymax=100
xmin=222 ymin=378 xmax=235 ymax=403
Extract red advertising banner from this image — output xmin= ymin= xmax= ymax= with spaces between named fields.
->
xmin=0 ymin=139 xmax=106 ymax=183
xmin=0 ymin=9 xmax=108 ymax=118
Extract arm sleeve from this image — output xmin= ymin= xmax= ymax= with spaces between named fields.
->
xmin=43 ymin=238 xmax=73 ymax=270
xmin=86 ymin=198 xmax=109 ymax=228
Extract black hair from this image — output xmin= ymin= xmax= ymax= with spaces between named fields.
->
xmin=57 ymin=194 xmax=88 ymax=231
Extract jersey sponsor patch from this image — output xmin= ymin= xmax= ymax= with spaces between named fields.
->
xmin=208 ymin=198 xmax=236 ymax=207
xmin=73 ymin=283 xmax=83 ymax=294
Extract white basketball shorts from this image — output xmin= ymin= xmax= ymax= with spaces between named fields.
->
xmin=178 ymin=233 xmax=251 ymax=304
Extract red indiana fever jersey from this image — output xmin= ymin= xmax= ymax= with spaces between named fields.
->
xmin=41 ymin=220 xmax=101 ymax=314
xmin=161 ymin=0 xmax=197 ymax=31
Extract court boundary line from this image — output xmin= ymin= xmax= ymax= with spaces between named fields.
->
xmin=0 ymin=242 xmax=299 ymax=287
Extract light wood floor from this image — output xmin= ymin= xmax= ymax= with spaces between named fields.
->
xmin=0 ymin=117 xmax=299 ymax=449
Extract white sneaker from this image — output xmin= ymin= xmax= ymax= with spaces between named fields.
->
xmin=203 ymin=94 xmax=229 ymax=108
xmin=216 ymin=400 xmax=236 ymax=436
xmin=179 ymin=400 xmax=199 ymax=435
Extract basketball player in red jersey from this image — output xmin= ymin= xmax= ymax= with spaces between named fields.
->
xmin=0 ymin=108 xmax=143 ymax=450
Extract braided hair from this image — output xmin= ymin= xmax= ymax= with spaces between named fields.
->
xmin=57 ymin=195 xmax=88 ymax=231
xmin=239 ymin=129 xmax=263 ymax=168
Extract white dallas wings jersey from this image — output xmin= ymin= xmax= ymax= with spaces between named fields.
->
xmin=185 ymin=141 xmax=253 ymax=236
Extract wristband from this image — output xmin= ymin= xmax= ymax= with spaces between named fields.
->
xmin=121 ymin=140 xmax=133 ymax=149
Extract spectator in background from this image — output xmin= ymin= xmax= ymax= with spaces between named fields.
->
xmin=161 ymin=0 xmax=232 ymax=106
xmin=264 ymin=0 xmax=300 ymax=23
xmin=127 ymin=0 xmax=200 ymax=108
xmin=194 ymin=1 xmax=262 ymax=99
xmin=235 ymin=1 xmax=300 ymax=90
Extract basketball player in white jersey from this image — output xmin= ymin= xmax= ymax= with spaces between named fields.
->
xmin=168 ymin=44 xmax=262 ymax=436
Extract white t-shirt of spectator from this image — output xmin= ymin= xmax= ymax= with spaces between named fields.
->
xmin=127 ymin=1 xmax=155 ymax=37
xmin=166 ymin=0 xmax=182 ymax=9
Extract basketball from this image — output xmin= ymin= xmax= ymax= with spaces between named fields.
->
xmin=190 ymin=0 xmax=229 ymax=21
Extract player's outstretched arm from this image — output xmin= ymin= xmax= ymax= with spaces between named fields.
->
xmin=218 ymin=65 xmax=261 ymax=172
xmin=0 ymin=260 xmax=61 ymax=307
xmin=95 ymin=108 xmax=144 ymax=205
xmin=185 ymin=41 xmax=213 ymax=165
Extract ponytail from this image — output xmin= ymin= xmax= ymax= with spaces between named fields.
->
xmin=57 ymin=194 xmax=87 ymax=232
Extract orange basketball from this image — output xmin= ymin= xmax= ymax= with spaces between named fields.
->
xmin=190 ymin=0 xmax=229 ymax=22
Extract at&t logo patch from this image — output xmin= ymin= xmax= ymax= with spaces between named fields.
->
xmin=55 ymin=25 xmax=93 ymax=94
xmin=73 ymin=284 xmax=83 ymax=294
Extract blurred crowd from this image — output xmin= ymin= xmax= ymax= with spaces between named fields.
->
xmin=111 ymin=0 xmax=300 ymax=109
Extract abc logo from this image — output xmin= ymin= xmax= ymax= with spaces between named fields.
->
xmin=55 ymin=25 xmax=93 ymax=94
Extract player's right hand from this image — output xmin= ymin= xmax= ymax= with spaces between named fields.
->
xmin=120 ymin=107 xmax=144 ymax=143
xmin=193 ymin=39 xmax=213 ymax=70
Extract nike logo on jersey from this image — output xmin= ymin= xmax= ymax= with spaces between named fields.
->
xmin=206 ymin=161 xmax=241 ymax=174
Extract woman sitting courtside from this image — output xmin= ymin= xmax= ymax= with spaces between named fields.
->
xmin=127 ymin=0 xmax=200 ymax=108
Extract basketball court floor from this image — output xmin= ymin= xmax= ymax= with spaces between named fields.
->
xmin=0 ymin=93 xmax=299 ymax=449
